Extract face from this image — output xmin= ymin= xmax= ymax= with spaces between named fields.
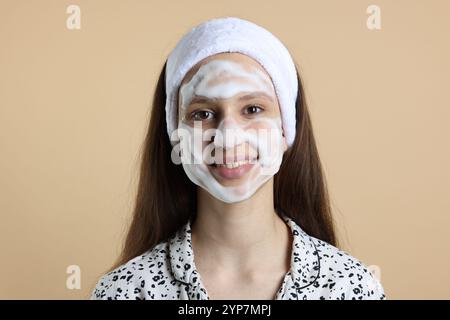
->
xmin=175 ymin=53 xmax=287 ymax=203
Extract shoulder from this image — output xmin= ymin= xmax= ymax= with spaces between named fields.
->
xmin=90 ymin=241 xmax=174 ymax=300
xmin=310 ymin=236 xmax=386 ymax=300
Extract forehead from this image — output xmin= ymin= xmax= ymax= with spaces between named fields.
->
xmin=180 ymin=52 xmax=271 ymax=86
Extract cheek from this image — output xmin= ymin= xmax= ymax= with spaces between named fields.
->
xmin=247 ymin=122 xmax=270 ymax=131
xmin=246 ymin=121 xmax=282 ymax=139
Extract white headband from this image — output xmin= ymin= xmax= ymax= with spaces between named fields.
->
xmin=165 ymin=16 xmax=298 ymax=146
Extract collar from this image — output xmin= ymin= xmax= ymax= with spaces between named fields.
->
xmin=168 ymin=213 xmax=320 ymax=299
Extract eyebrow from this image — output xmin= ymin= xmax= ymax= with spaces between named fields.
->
xmin=238 ymin=92 xmax=274 ymax=102
xmin=189 ymin=91 xmax=274 ymax=105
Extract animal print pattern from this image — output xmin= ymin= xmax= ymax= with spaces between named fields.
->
xmin=91 ymin=214 xmax=386 ymax=300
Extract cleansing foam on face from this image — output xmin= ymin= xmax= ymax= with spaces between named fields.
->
xmin=174 ymin=59 xmax=286 ymax=203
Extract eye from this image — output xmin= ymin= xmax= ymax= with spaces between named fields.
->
xmin=190 ymin=110 xmax=215 ymax=121
xmin=243 ymin=104 xmax=263 ymax=115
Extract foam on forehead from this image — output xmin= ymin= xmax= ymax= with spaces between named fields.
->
xmin=179 ymin=59 xmax=276 ymax=113
xmin=165 ymin=17 xmax=298 ymax=146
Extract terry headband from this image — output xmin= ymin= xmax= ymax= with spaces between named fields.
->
xmin=165 ymin=16 xmax=298 ymax=146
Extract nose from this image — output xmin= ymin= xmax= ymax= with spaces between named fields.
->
xmin=213 ymin=117 xmax=246 ymax=149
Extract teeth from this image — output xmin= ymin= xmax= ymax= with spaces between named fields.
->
xmin=215 ymin=160 xmax=252 ymax=168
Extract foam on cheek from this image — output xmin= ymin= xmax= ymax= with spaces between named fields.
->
xmin=177 ymin=59 xmax=284 ymax=203
xmin=252 ymin=117 xmax=284 ymax=171
xmin=178 ymin=117 xmax=284 ymax=203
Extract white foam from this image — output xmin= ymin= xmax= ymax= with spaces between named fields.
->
xmin=176 ymin=58 xmax=285 ymax=203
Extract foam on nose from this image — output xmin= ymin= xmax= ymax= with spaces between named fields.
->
xmin=213 ymin=117 xmax=247 ymax=149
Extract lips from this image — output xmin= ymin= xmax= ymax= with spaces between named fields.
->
xmin=208 ymin=157 xmax=258 ymax=180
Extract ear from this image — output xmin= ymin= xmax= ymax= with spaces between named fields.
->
xmin=282 ymin=136 xmax=288 ymax=152
xmin=281 ymin=127 xmax=288 ymax=152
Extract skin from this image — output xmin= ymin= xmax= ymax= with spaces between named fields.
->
xmin=177 ymin=52 xmax=293 ymax=299
xmin=177 ymin=57 xmax=286 ymax=203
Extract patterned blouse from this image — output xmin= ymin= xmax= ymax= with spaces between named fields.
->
xmin=91 ymin=214 xmax=386 ymax=300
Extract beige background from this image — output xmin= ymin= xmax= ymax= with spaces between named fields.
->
xmin=1 ymin=0 xmax=449 ymax=299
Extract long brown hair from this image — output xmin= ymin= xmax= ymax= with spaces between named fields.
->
xmin=109 ymin=60 xmax=336 ymax=271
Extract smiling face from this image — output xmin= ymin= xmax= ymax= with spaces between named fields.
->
xmin=176 ymin=52 xmax=287 ymax=203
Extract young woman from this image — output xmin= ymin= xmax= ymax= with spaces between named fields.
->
xmin=91 ymin=17 xmax=385 ymax=300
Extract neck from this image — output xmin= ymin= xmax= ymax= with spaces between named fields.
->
xmin=191 ymin=179 xmax=291 ymax=272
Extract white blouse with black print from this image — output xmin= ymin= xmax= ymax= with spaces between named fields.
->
xmin=91 ymin=214 xmax=386 ymax=300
